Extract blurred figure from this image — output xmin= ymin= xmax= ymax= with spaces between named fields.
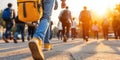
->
xmin=61 ymin=0 xmax=66 ymax=8
xmin=112 ymin=15 xmax=120 ymax=39
xmin=92 ymin=21 xmax=99 ymax=40
xmin=102 ymin=17 xmax=109 ymax=40
xmin=28 ymin=0 xmax=60 ymax=60
xmin=27 ymin=22 xmax=38 ymax=41
xmin=13 ymin=16 xmax=25 ymax=43
xmin=79 ymin=6 xmax=92 ymax=42
xmin=71 ymin=17 xmax=77 ymax=40
xmin=57 ymin=20 xmax=63 ymax=40
xmin=49 ymin=21 xmax=53 ymax=40
xmin=2 ymin=3 xmax=15 ymax=43
xmin=59 ymin=6 xmax=72 ymax=42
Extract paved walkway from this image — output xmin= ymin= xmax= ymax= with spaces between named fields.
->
xmin=0 ymin=38 xmax=120 ymax=60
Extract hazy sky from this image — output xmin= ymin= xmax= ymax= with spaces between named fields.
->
xmin=0 ymin=0 xmax=17 ymax=10
xmin=0 ymin=0 xmax=120 ymax=27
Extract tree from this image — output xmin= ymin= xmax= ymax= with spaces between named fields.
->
xmin=0 ymin=10 xmax=5 ymax=28
xmin=115 ymin=4 xmax=120 ymax=12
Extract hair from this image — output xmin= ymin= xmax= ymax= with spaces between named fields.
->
xmin=73 ymin=17 xmax=75 ymax=20
xmin=83 ymin=6 xmax=87 ymax=10
xmin=66 ymin=6 xmax=69 ymax=9
xmin=8 ymin=3 xmax=12 ymax=8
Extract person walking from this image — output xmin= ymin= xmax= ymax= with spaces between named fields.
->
xmin=102 ymin=17 xmax=109 ymax=40
xmin=59 ymin=6 xmax=72 ymax=42
xmin=2 ymin=3 xmax=15 ymax=43
xmin=13 ymin=16 xmax=25 ymax=43
xmin=92 ymin=21 xmax=99 ymax=40
xmin=71 ymin=17 xmax=77 ymax=40
xmin=27 ymin=22 xmax=38 ymax=41
xmin=79 ymin=6 xmax=92 ymax=42
xmin=57 ymin=20 xmax=63 ymax=40
xmin=28 ymin=0 xmax=64 ymax=60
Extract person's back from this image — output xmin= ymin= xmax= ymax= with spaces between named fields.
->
xmin=59 ymin=6 xmax=72 ymax=24
xmin=71 ymin=18 xmax=77 ymax=29
xmin=79 ymin=6 xmax=91 ymax=24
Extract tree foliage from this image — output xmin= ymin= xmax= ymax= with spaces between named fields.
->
xmin=0 ymin=10 xmax=5 ymax=28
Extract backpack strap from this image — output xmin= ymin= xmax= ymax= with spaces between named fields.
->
xmin=23 ymin=3 xmax=27 ymax=17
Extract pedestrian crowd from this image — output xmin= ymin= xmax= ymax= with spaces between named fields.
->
xmin=1 ymin=0 xmax=120 ymax=60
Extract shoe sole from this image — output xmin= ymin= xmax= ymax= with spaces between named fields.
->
xmin=43 ymin=48 xmax=52 ymax=51
xmin=29 ymin=41 xmax=44 ymax=60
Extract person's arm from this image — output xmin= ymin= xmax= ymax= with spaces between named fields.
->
xmin=12 ymin=9 xmax=16 ymax=19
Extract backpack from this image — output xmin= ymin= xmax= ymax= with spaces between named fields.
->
xmin=2 ymin=8 xmax=12 ymax=20
xmin=15 ymin=16 xmax=25 ymax=24
xmin=17 ymin=0 xmax=43 ymax=22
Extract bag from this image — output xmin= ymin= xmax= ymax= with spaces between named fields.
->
xmin=2 ymin=8 xmax=12 ymax=20
xmin=15 ymin=16 xmax=25 ymax=24
xmin=17 ymin=0 xmax=43 ymax=22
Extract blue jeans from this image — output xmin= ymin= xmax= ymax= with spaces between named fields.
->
xmin=33 ymin=0 xmax=54 ymax=43
xmin=14 ymin=23 xmax=25 ymax=41
xmin=4 ymin=21 xmax=13 ymax=39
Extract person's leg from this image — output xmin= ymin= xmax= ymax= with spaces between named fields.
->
xmin=29 ymin=0 xmax=54 ymax=60
xmin=21 ymin=24 xmax=25 ymax=42
xmin=106 ymin=28 xmax=109 ymax=40
xmin=13 ymin=24 xmax=21 ymax=43
xmin=3 ymin=22 xmax=9 ymax=43
xmin=71 ymin=28 xmax=74 ymax=39
xmin=82 ymin=24 xmax=86 ymax=41
xmin=73 ymin=28 xmax=76 ymax=39
xmin=4 ymin=22 xmax=13 ymax=43
xmin=31 ymin=27 xmax=36 ymax=38
xmin=96 ymin=31 xmax=98 ymax=40
xmin=62 ymin=23 xmax=65 ymax=37
xmin=60 ymin=30 xmax=63 ymax=40
xmin=57 ymin=30 xmax=60 ymax=40
xmin=62 ymin=23 xmax=67 ymax=42
xmin=66 ymin=23 xmax=70 ymax=38
xmin=27 ymin=27 xmax=31 ymax=41
xmin=44 ymin=26 xmax=52 ymax=50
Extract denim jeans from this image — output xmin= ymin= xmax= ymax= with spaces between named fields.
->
xmin=4 ymin=21 xmax=13 ymax=39
xmin=14 ymin=23 xmax=25 ymax=41
xmin=33 ymin=0 xmax=54 ymax=43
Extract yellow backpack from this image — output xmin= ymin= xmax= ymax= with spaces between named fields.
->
xmin=17 ymin=0 xmax=43 ymax=22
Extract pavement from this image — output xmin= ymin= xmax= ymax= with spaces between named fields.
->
xmin=0 ymin=38 xmax=120 ymax=60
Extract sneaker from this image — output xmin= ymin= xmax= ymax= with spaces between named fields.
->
xmin=27 ymin=36 xmax=31 ymax=41
xmin=44 ymin=43 xmax=52 ymax=51
xmin=63 ymin=35 xmax=67 ymax=42
xmin=85 ymin=36 xmax=88 ymax=42
xmin=29 ymin=38 xmax=44 ymax=60
xmin=3 ymin=37 xmax=9 ymax=43
xmin=13 ymin=39 xmax=18 ymax=43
